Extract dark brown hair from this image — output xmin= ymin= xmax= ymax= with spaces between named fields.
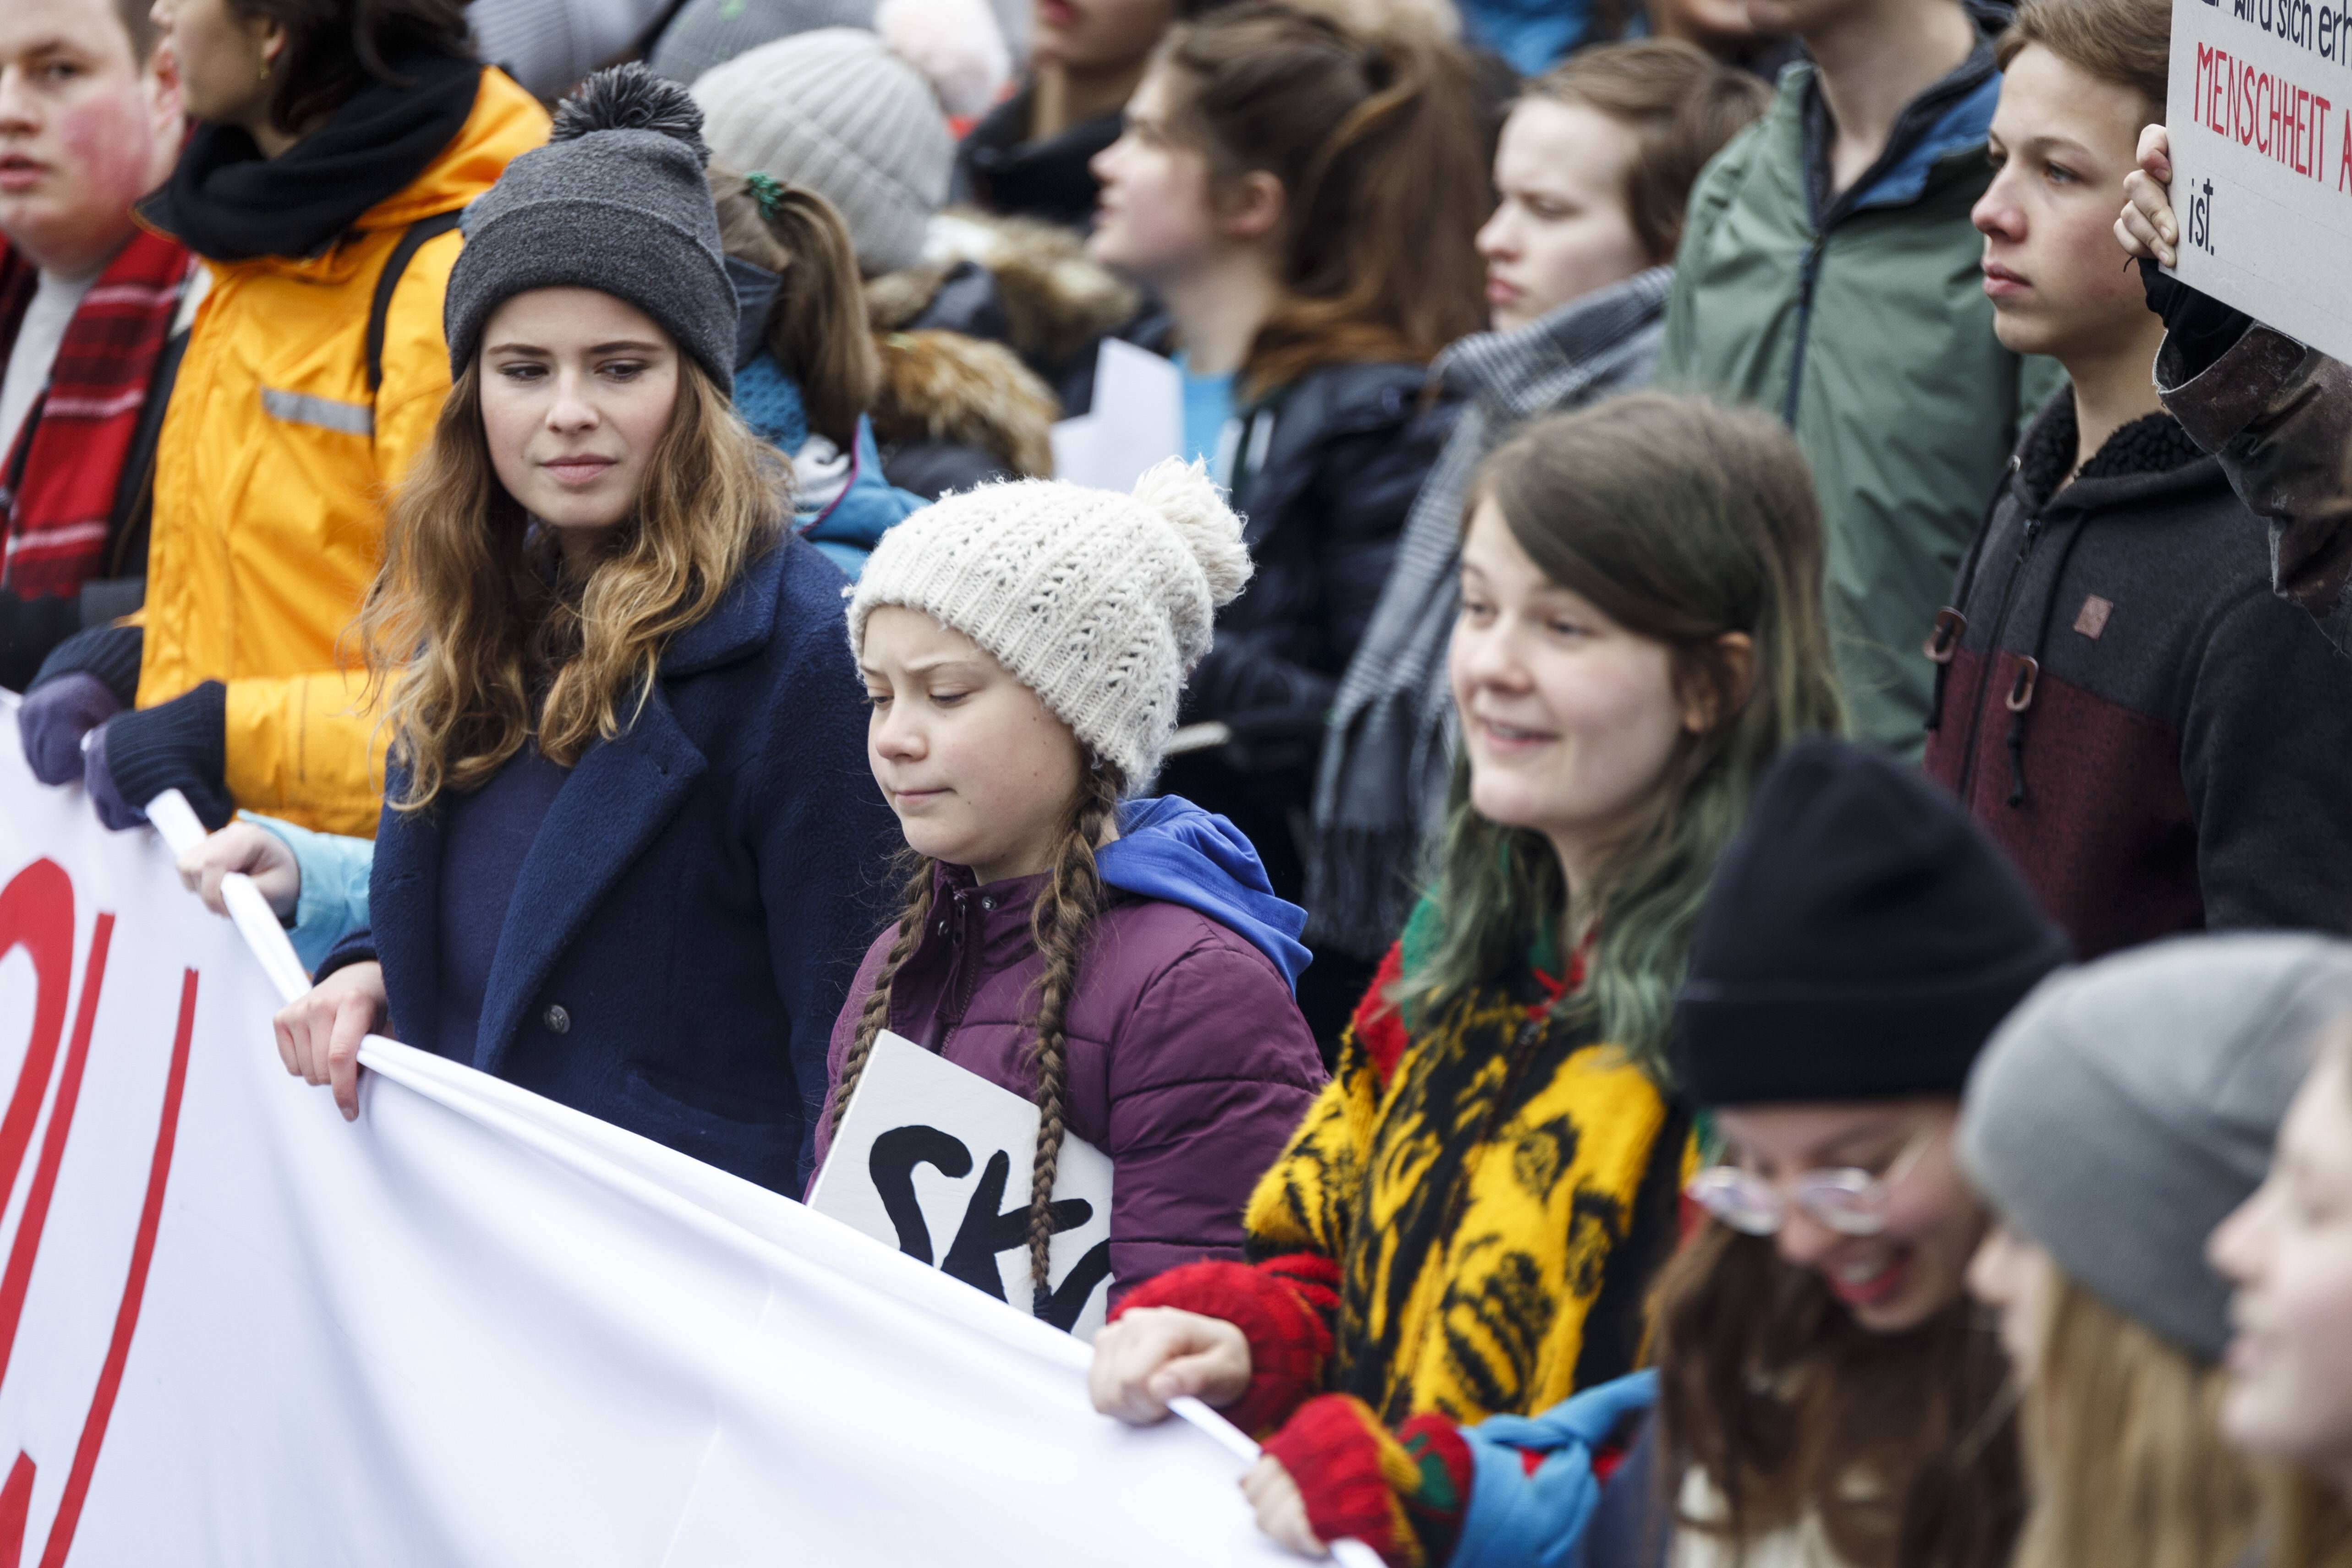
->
xmin=828 ymin=764 xmax=1126 ymax=1310
xmin=228 ymin=0 xmax=473 ymax=131
xmin=710 ymin=169 xmax=881 ymax=451
xmin=111 ymin=0 xmax=160 ymax=63
xmin=1411 ymin=394 xmax=1843 ymax=1073
xmin=1156 ymin=4 xmax=1487 ymax=398
xmin=1652 ymin=1224 xmax=2024 ymax=1568
xmin=1995 ymin=0 xmax=2169 ymax=123
xmin=1522 ymin=39 xmax=1772 ymax=264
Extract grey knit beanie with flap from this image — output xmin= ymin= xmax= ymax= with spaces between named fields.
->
xmin=847 ymin=460 xmax=1251 ymax=784
xmin=1960 ymin=932 xmax=2352 ymax=1363
xmin=444 ymin=65 xmax=739 ymax=395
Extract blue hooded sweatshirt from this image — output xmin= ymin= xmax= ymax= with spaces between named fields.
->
xmin=1097 ymin=796 xmax=1313 ymax=992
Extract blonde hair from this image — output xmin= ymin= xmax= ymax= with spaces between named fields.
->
xmin=2014 ymin=1272 xmax=2259 ymax=1568
xmin=361 ymin=355 xmax=785 ymax=810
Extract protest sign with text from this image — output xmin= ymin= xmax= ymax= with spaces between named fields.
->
xmin=808 ymin=1030 xmax=1116 ymax=1339
xmin=2168 ymin=0 xmax=2352 ymax=361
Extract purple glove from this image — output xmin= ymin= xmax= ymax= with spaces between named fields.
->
xmin=17 ymin=672 xmax=121 ymax=785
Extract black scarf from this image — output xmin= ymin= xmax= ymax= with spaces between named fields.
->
xmin=140 ymin=50 xmax=482 ymax=263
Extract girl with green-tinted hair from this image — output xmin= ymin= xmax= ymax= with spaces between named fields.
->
xmin=1090 ymin=390 xmax=1844 ymax=1565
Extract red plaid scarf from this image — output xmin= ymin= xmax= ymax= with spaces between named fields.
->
xmin=0 ymin=229 xmax=192 ymax=599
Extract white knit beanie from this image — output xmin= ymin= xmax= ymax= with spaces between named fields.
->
xmin=690 ymin=0 xmax=1008 ymax=275
xmin=848 ymin=460 xmax=1253 ymax=783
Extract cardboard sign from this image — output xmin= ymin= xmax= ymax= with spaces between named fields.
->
xmin=1050 ymin=339 xmax=1185 ymax=493
xmin=808 ymin=1032 xmax=1116 ymax=1340
xmin=2166 ymin=0 xmax=2352 ymax=362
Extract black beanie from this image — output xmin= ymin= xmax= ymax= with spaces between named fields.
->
xmin=1672 ymin=738 xmax=2070 ymax=1105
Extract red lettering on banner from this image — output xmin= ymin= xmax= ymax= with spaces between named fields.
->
xmin=0 ymin=915 xmax=112 ymax=1385
xmin=0 ymin=863 xmax=73 ymax=1226
xmin=33 ymin=966 xmax=197 ymax=1568
xmin=0 ymin=1453 xmax=28 ymax=1568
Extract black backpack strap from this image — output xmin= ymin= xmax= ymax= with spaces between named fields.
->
xmin=365 ymin=210 xmax=464 ymax=396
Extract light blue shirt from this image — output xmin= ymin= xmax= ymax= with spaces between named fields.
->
xmin=246 ymin=812 xmax=373 ymax=973
xmin=1173 ymin=351 xmax=1238 ymax=484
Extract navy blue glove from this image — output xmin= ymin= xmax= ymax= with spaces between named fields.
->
xmin=84 ymin=681 xmax=231 ymax=832
xmin=18 ymin=672 xmax=122 ymax=785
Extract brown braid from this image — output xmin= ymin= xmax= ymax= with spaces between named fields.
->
xmin=826 ymin=856 xmax=938 ymax=1138
xmin=1021 ymin=762 xmax=1123 ymax=1311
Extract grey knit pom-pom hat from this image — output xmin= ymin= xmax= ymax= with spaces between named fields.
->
xmin=444 ymin=65 xmax=739 ymax=394
xmin=848 ymin=459 xmax=1253 ymax=784
xmin=1960 ymin=932 xmax=2352 ymax=1362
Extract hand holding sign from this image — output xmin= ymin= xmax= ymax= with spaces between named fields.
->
xmin=2118 ymin=124 xmax=2179 ymax=264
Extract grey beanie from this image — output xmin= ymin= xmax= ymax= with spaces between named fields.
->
xmin=444 ymin=66 xmax=738 ymax=394
xmin=1959 ymin=932 xmax=2352 ymax=1363
xmin=693 ymin=28 xmax=952 ymax=276
xmin=648 ymin=0 xmax=876 ymax=88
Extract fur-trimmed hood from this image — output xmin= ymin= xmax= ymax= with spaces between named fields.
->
xmin=866 ymin=208 xmax=1140 ymax=390
xmin=869 ymin=327 xmax=1055 ymax=481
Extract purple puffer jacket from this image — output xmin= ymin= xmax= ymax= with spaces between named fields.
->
xmin=813 ymin=861 xmax=1326 ymax=1296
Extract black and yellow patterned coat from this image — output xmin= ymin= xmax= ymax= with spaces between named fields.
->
xmin=1116 ymin=911 xmax=1692 ymax=1436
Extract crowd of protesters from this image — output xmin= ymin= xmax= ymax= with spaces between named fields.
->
xmin=9 ymin=0 xmax=2352 ymax=1560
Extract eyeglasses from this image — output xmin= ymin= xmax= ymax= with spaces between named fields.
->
xmin=1684 ymin=1127 xmax=1938 ymax=1238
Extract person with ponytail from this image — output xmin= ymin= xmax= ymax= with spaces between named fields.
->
xmin=813 ymin=461 xmax=1327 ymax=1310
xmin=1959 ymin=934 xmax=2352 ymax=1568
xmin=1088 ymin=393 xmax=1843 ymax=1560
xmin=1084 ymin=2 xmax=1487 ymax=914
xmin=268 ymin=67 xmax=897 ymax=1198
xmin=708 ymin=169 xmax=929 ymax=579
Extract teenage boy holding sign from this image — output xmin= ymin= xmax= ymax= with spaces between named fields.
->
xmin=1920 ymin=0 xmax=2352 ymax=959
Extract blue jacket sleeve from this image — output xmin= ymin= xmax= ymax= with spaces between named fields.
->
xmin=246 ymin=812 xmax=375 ymax=973
xmin=1451 ymin=1371 xmax=1659 ymax=1568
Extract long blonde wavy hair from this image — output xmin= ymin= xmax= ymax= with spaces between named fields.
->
xmin=2014 ymin=1272 xmax=2260 ymax=1568
xmin=361 ymin=352 xmax=785 ymax=810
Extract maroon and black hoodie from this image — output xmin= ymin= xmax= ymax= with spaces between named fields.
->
xmin=1923 ymin=395 xmax=2352 ymax=960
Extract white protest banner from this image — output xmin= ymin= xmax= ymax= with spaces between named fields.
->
xmin=0 ymin=690 xmax=1381 ymax=1567
xmin=809 ymin=1031 xmax=1115 ymax=1339
xmin=2166 ymin=0 xmax=2352 ymax=361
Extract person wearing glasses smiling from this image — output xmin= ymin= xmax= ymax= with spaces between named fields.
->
xmin=1416 ymin=738 xmax=2068 ymax=1568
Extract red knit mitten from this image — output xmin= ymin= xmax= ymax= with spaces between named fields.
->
xmin=1111 ymin=1256 xmax=1336 ymax=1437
xmin=1261 ymin=1396 xmax=1475 ymax=1568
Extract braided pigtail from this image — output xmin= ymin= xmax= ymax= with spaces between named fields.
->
xmin=1022 ymin=761 xmax=1124 ymax=1310
xmin=827 ymin=856 xmax=938 ymax=1138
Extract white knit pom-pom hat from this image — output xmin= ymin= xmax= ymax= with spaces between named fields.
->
xmin=848 ymin=459 xmax=1252 ymax=783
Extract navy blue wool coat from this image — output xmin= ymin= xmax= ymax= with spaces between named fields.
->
xmin=328 ymin=536 xmax=897 ymax=1192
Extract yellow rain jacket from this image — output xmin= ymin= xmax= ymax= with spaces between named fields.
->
xmin=138 ymin=70 xmax=547 ymax=836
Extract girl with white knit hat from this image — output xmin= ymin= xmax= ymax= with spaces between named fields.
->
xmin=814 ymin=459 xmax=1326 ymax=1322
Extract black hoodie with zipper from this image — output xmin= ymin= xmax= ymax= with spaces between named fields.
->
xmin=1922 ymin=395 xmax=2352 ymax=960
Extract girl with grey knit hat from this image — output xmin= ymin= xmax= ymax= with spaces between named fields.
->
xmin=270 ymin=66 xmax=898 ymax=1200
xmin=811 ymin=460 xmax=1325 ymax=1327
xmin=1964 ymin=936 xmax=2352 ymax=1568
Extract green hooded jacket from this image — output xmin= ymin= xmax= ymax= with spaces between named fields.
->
xmin=1661 ymin=40 xmax=2065 ymax=754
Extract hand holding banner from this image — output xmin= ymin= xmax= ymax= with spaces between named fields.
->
xmin=0 ymin=691 xmax=1389 ymax=1567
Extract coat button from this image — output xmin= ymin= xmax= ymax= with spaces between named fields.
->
xmin=543 ymin=1004 xmax=571 ymax=1035
xmin=979 ymin=896 xmax=995 ymax=912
